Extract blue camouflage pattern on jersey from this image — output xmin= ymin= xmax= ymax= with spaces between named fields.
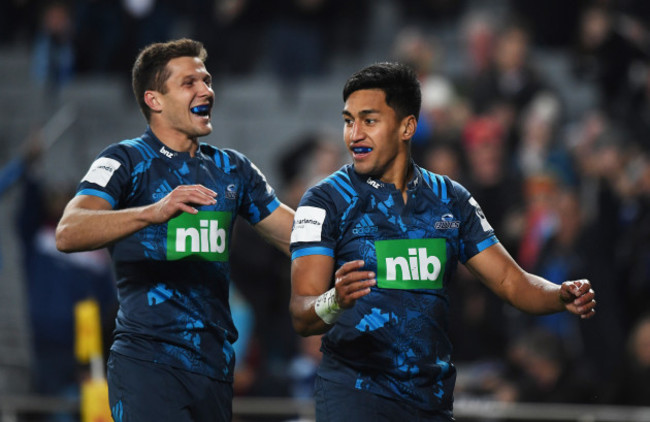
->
xmin=290 ymin=163 xmax=498 ymax=413
xmin=76 ymin=127 xmax=280 ymax=381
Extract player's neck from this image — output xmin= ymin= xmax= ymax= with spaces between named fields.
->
xmin=379 ymin=154 xmax=413 ymax=193
xmin=150 ymin=125 xmax=199 ymax=156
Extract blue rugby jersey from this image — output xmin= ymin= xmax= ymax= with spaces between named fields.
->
xmin=76 ymin=127 xmax=280 ymax=381
xmin=290 ymin=163 xmax=498 ymax=413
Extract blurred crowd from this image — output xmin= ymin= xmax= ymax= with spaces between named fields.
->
xmin=0 ymin=0 xmax=377 ymax=98
xmin=1 ymin=0 xmax=650 ymax=417
xmin=397 ymin=0 xmax=650 ymax=408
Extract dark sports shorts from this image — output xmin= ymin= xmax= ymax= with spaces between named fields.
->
xmin=314 ymin=376 xmax=454 ymax=422
xmin=107 ymin=351 xmax=232 ymax=422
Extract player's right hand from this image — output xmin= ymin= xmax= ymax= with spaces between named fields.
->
xmin=333 ymin=260 xmax=376 ymax=309
xmin=559 ymin=279 xmax=596 ymax=319
xmin=150 ymin=184 xmax=217 ymax=223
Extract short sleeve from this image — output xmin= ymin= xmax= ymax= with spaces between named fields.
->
xmin=225 ymin=149 xmax=280 ymax=225
xmin=290 ymin=185 xmax=339 ymax=260
xmin=452 ymin=179 xmax=499 ymax=263
xmin=76 ymin=144 xmax=131 ymax=209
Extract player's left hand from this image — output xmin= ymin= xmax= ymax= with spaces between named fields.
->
xmin=559 ymin=279 xmax=596 ymax=319
xmin=333 ymin=260 xmax=376 ymax=309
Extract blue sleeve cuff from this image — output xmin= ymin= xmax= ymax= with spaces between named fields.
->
xmin=266 ymin=197 xmax=281 ymax=214
xmin=76 ymin=188 xmax=117 ymax=208
xmin=477 ymin=235 xmax=498 ymax=252
xmin=291 ymin=246 xmax=334 ymax=261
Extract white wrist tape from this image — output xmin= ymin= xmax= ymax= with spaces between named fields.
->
xmin=314 ymin=288 xmax=342 ymax=324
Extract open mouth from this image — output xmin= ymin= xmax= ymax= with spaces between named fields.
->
xmin=352 ymin=147 xmax=372 ymax=154
xmin=190 ymin=105 xmax=211 ymax=116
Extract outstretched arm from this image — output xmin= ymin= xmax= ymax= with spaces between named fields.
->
xmin=290 ymin=257 xmax=376 ymax=336
xmin=465 ymin=243 xmax=596 ymax=319
xmin=253 ymin=203 xmax=295 ymax=257
xmin=56 ymin=184 xmax=217 ymax=252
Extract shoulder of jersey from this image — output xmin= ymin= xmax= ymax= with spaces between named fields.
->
xmin=316 ymin=166 xmax=358 ymax=205
xmin=418 ymin=167 xmax=456 ymax=205
xmin=203 ymin=146 xmax=244 ymax=174
xmin=116 ymin=137 xmax=156 ymax=161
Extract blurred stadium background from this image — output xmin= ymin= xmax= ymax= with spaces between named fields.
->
xmin=1 ymin=0 xmax=650 ymax=420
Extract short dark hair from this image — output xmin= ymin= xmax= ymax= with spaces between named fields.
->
xmin=342 ymin=62 xmax=421 ymax=122
xmin=131 ymin=38 xmax=208 ymax=121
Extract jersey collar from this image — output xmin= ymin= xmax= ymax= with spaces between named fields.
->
xmin=143 ymin=127 xmax=199 ymax=160
xmin=350 ymin=160 xmax=422 ymax=192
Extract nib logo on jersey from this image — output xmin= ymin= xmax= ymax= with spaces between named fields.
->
xmin=166 ymin=211 xmax=231 ymax=261
xmin=375 ymin=238 xmax=447 ymax=290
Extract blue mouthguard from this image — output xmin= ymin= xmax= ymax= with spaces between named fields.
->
xmin=191 ymin=105 xmax=210 ymax=114
xmin=354 ymin=147 xmax=372 ymax=153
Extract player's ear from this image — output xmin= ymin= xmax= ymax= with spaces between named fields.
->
xmin=401 ymin=115 xmax=417 ymax=141
xmin=144 ymin=91 xmax=162 ymax=113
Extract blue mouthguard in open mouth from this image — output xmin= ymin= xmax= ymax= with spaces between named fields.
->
xmin=352 ymin=147 xmax=372 ymax=154
xmin=191 ymin=105 xmax=210 ymax=115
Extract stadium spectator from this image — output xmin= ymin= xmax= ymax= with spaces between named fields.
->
xmin=604 ymin=314 xmax=650 ymax=405
xmin=73 ymin=0 xmax=123 ymax=74
xmin=448 ymin=118 xmax=520 ymax=363
xmin=461 ymin=115 xmax=522 ymax=252
xmin=501 ymin=328 xmax=597 ymax=405
xmin=613 ymin=150 xmax=650 ymax=331
xmin=516 ymin=173 xmax=558 ymax=273
xmin=30 ymin=2 xmax=75 ymax=96
xmin=624 ymin=63 xmax=650 ymax=152
xmin=527 ymin=188 xmax=589 ymax=356
xmin=571 ymin=5 xmax=650 ymax=119
xmin=115 ymin=0 xmax=179 ymax=90
xmin=391 ymin=27 xmax=463 ymax=160
xmin=422 ymin=141 xmax=464 ymax=183
xmin=508 ymin=0 xmax=582 ymax=49
xmin=267 ymin=0 xmax=337 ymax=103
xmin=515 ymin=92 xmax=576 ymax=186
xmin=470 ymin=21 xmax=546 ymax=119
xmin=190 ymin=0 xmax=272 ymax=77
xmin=4 ymin=132 xmax=117 ymax=422
xmin=459 ymin=11 xmax=498 ymax=78
xmin=276 ymin=132 xmax=346 ymax=208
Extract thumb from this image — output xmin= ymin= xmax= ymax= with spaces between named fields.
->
xmin=559 ymin=282 xmax=577 ymax=304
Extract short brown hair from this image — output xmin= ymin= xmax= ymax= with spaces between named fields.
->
xmin=131 ymin=38 xmax=208 ymax=121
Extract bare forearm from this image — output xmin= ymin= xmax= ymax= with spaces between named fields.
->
xmin=254 ymin=203 xmax=294 ymax=257
xmin=56 ymin=184 xmax=218 ymax=252
xmin=467 ymin=244 xmax=566 ymax=315
xmin=290 ymin=255 xmax=377 ymax=336
xmin=290 ymin=295 xmax=333 ymax=336
xmin=56 ymin=205 xmax=153 ymax=252
xmin=505 ymin=272 xmax=565 ymax=315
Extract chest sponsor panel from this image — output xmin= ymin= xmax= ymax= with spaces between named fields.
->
xmin=166 ymin=211 xmax=231 ymax=261
xmin=375 ymin=238 xmax=447 ymax=290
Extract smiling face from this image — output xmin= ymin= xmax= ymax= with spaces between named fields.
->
xmin=343 ymin=89 xmax=415 ymax=185
xmin=146 ymin=56 xmax=214 ymax=148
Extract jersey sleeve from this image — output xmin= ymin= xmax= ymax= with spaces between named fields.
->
xmin=76 ymin=144 xmax=131 ymax=208
xmin=290 ymin=185 xmax=339 ymax=260
xmin=450 ymin=179 xmax=499 ymax=263
xmin=225 ymin=149 xmax=280 ymax=225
